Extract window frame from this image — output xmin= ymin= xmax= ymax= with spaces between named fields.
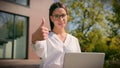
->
xmin=0 ymin=10 xmax=29 ymax=59
xmin=2 ymin=0 xmax=30 ymax=7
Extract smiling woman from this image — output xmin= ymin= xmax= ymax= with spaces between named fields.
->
xmin=32 ymin=2 xmax=81 ymax=68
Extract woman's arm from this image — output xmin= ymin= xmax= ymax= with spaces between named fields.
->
xmin=31 ymin=40 xmax=47 ymax=58
xmin=31 ymin=18 xmax=48 ymax=58
xmin=76 ymin=38 xmax=81 ymax=52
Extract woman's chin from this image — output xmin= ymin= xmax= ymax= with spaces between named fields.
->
xmin=59 ymin=25 xmax=65 ymax=28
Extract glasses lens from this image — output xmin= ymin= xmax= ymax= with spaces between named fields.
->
xmin=61 ymin=14 xmax=66 ymax=18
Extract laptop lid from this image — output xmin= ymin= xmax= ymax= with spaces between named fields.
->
xmin=63 ymin=52 xmax=105 ymax=68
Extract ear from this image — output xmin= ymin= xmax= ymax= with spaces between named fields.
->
xmin=50 ymin=16 xmax=54 ymax=22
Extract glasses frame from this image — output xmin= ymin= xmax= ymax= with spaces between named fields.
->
xmin=52 ymin=14 xmax=67 ymax=20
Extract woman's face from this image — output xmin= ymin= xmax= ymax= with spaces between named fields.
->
xmin=50 ymin=8 xmax=68 ymax=29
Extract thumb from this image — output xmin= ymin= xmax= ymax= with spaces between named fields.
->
xmin=40 ymin=18 xmax=45 ymax=27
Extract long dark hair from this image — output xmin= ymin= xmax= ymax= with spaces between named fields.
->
xmin=49 ymin=2 xmax=68 ymax=30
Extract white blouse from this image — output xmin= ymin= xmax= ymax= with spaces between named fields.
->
xmin=32 ymin=32 xmax=81 ymax=68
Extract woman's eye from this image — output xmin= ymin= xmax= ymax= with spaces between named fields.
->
xmin=61 ymin=14 xmax=66 ymax=17
xmin=55 ymin=15 xmax=59 ymax=18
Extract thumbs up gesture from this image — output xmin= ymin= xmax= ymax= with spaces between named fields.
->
xmin=32 ymin=18 xmax=49 ymax=44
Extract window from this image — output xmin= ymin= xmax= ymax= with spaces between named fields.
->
xmin=3 ymin=0 xmax=29 ymax=6
xmin=0 ymin=11 xmax=28 ymax=59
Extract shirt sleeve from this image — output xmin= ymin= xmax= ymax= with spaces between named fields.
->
xmin=76 ymin=38 xmax=81 ymax=53
xmin=31 ymin=40 xmax=47 ymax=58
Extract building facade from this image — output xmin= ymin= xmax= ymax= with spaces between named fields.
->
xmin=0 ymin=0 xmax=53 ymax=59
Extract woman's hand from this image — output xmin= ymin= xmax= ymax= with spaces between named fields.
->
xmin=32 ymin=18 xmax=49 ymax=44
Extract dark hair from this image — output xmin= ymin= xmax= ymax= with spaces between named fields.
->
xmin=49 ymin=2 xmax=68 ymax=30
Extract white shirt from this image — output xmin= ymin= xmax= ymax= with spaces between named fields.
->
xmin=32 ymin=32 xmax=81 ymax=68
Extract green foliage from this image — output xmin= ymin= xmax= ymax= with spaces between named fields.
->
xmin=112 ymin=0 xmax=120 ymax=25
xmin=106 ymin=0 xmax=120 ymax=36
xmin=109 ymin=34 xmax=120 ymax=61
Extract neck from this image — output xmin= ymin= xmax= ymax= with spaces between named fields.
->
xmin=52 ymin=28 xmax=66 ymax=35
xmin=52 ymin=28 xmax=67 ymax=43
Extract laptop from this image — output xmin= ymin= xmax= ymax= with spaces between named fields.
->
xmin=63 ymin=52 xmax=105 ymax=68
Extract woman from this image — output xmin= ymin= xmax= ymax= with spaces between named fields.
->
xmin=32 ymin=2 xmax=81 ymax=68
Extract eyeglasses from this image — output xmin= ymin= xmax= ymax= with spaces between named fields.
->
xmin=52 ymin=14 xmax=67 ymax=20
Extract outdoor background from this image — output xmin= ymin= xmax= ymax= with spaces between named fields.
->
xmin=61 ymin=0 xmax=120 ymax=68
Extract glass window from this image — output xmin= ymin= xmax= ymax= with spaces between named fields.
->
xmin=16 ymin=0 xmax=29 ymax=6
xmin=0 ymin=12 xmax=13 ymax=59
xmin=3 ymin=0 xmax=29 ymax=6
xmin=0 ymin=12 xmax=28 ymax=59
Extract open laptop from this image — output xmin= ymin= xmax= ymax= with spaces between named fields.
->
xmin=63 ymin=52 xmax=105 ymax=68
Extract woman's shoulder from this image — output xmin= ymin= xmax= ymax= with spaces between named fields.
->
xmin=67 ymin=33 xmax=78 ymax=40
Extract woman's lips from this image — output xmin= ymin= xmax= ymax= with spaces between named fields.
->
xmin=58 ymin=22 xmax=64 ymax=25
